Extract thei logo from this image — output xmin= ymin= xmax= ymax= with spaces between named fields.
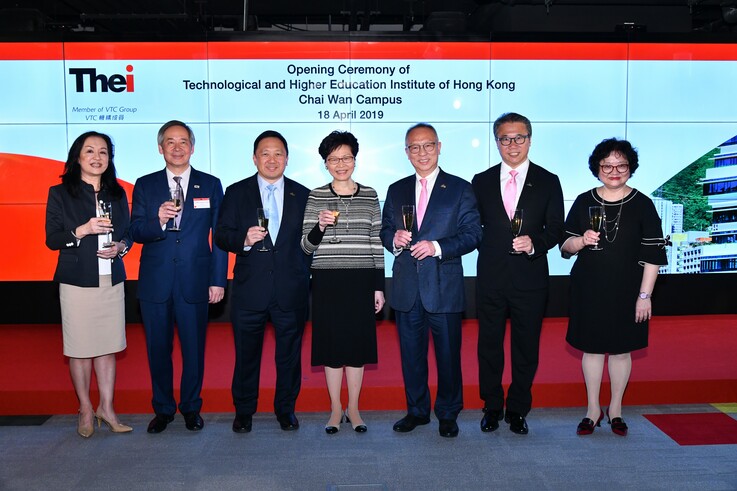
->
xmin=68 ymin=64 xmax=135 ymax=93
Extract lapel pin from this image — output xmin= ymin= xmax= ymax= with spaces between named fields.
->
xmin=194 ymin=184 xmax=200 ymax=189
xmin=290 ymin=192 xmax=295 ymax=196
xmin=440 ymin=184 xmax=447 ymax=189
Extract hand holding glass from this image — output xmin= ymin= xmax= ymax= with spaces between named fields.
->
xmin=328 ymin=203 xmax=341 ymax=244
xmin=509 ymin=208 xmax=524 ymax=254
xmin=167 ymin=187 xmax=183 ymax=231
xmin=98 ymin=200 xmax=114 ymax=247
xmin=588 ymin=206 xmax=604 ymax=251
xmin=257 ymin=208 xmax=270 ymax=251
xmin=401 ymin=205 xmax=415 ymax=250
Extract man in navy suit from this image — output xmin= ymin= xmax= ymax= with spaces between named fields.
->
xmin=473 ymin=112 xmax=564 ymax=435
xmin=380 ymin=123 xmax=481 ymax=438
xmin=130 ymin=120 xmax=228 ymax=433
xmin=214 ymin=130 xmax=311 ymax=433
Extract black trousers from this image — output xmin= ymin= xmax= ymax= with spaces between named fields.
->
xmin=477 ymin=285 xmax=547 ymax=415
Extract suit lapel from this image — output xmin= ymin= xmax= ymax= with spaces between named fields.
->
xmin=517 ymin=162 xmax=537 ymax=211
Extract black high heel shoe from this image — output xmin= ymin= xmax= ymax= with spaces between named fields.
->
xmin=325 ymin=413 xmax=345 ymax=435
xmin=345 ymin=411 xmax=367 ymax=433
xmin=576 ymin=409 xmax=604 ymax=435
xmin=606 ymin=409 xmax=628 ymax=437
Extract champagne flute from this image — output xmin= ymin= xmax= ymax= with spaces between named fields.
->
xmin=98 ymin=200 xmax=114 ymax=248
xmin=401 ymin=205 xmax=415 ymax=250
xmin=329 ymin=202 xmax=341 ymax=244
xmin=167 ymin=187 xmax=183 ymax=231
xmin=588 ymin=205 xmax=604 ymax=251
xmin=257 ymin=208 xmax=270 ymax=251
xmin=509 ymin=208 xmax=524 ymax=255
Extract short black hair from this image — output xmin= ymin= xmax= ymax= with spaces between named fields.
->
xmin=493 ymin=112 xmax=532 ymax=139
xmin=253 ymin=130 xmax=289 ymax=156
xmin=588 ymin=138 xmax=639 ymax=177
xmin=318 ymin=131 xmax=359 ymax=160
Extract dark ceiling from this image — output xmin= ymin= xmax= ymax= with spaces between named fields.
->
xmin=1 ymin=0 xmax=737 ymax=37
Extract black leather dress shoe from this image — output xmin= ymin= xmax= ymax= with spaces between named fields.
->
xmin=505 ymin=411 xmax=529 ymax=435
xmin=480 ymin=408 xmax=504 ymax=433
xmin=276 ymin=413 xmax=299 ymax=431
xmin=147 ymin=414 xmax=175 ymax=434
xmin=232 ymin=414 xmax=253 ymax=433
xmin=438 ymin=419 xmax=459 ymax=438
xmin=183 ymin=412 xmax=204 ymax=431
xmin=392 ymin=414 xmax=430 ymax=433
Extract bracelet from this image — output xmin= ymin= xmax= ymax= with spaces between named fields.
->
xmin=71 ymin=229 xmax=82 ymax=240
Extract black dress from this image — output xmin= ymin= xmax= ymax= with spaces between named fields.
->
xmin=563 ymin=189 xmax=667 ymax=354
xmin=311 ymin=269 xmax=378 ymax=368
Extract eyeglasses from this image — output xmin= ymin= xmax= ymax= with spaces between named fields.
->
xmin=326 ymin=155 xmax=355 ymax=165
xmin=600 ymin=163 xmax=629 ymax=174
xmin=406 ymin=142 xmax=438 ymax=154
xmin=496 ymin=135 xmax=529 ymax=146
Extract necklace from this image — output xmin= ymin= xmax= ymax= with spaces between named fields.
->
xmin=333 ymin=183 xmax=357 ymax=232
xmin=594 ymin=188 xmax=629 ymax=243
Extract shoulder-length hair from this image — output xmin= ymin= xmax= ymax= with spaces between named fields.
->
xmin=61 ymin=131 xmax=124 ymax=199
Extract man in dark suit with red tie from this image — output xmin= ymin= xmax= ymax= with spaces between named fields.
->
xmin=214 ymin=130 xmax=311 ymax=433
xmin=473 ymin=112 xmax=564 ymax=435
xmin=381 ymin=123 xmax=482 ymax=438
xmin=130 ymin=120 xmax=228 ymax=433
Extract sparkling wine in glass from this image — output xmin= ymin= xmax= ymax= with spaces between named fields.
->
xmin=257 ymin=208 xmax=270 ymax=251
xmin=401 ymin=205 xmax=415 ymax=250
xmin=98 ymin=200 xmax=114 ymax=248
xmin=509 ymin=208 xmax=524 ymax=254
xmin=168 ymin=187 xmax=183 ymax=231
xmin=329 ymin=203 xmax=341 ymax=244
xmin=589 ymin=205 xmax=604 ymax=251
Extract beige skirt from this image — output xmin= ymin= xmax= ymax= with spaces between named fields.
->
xmin=60 ymin=275 xmax=127 ymax=358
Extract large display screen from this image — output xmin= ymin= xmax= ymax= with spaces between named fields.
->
xmin=1 ymin=41 xmax=736 ymax=281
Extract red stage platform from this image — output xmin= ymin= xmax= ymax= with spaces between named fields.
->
xmin=1 ymin=315 xmax=736 ymax=415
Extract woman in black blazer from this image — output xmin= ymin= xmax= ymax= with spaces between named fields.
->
xmin=45 ymin=131 xmax=133 ymax=437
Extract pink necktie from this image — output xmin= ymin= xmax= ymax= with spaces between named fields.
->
xmin=417 ymin=178 xmax=428 ymax=229
xmin=503 ymin=170 xmax=518 ymax=220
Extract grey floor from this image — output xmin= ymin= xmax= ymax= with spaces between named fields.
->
xmin=2 ymin=405 xmax=736 ymax=491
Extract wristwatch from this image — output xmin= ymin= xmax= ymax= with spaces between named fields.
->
xmin=638 ymin=292 xmax=651 ymax=300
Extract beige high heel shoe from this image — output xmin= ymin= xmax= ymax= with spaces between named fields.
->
xmin=95 ymin=411 xmax=133 ymax=433
xmin=77 ymin=411 xmax=94 ymax=438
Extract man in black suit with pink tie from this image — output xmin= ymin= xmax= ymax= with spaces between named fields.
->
xmin=473 ymin=113 xmax=564 ymax=435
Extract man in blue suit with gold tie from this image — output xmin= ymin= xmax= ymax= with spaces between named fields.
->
xmin=130 ymin=120 xmax=228 ymax=434
xmin=380 ymin=123 xmax=481 ymax=438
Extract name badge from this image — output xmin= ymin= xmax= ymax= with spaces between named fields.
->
xmin=193 ymin=198 xmax=211 ymax=209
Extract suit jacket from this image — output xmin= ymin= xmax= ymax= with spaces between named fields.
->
xmin=45 ymin=182 xmax=132 ymax=287
xmin=380 ymin=169 xmax=481 ymax=314
xmin=472 ymin=162 xmax=564 ymax=291
xmin=214 ymin=174 xmax=311 ymax=312
xmin=130 ymin=167 xmax=228 ymax=303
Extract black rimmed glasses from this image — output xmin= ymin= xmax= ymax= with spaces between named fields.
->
xmin=326 ymin=155 xmax=355 ymax=165
xmin=406 ymin=142 xmax=438 ymax=154
xmin=497 ymin=135 xmax=529 ymax=146
xmin=600 ymin=163 xmax=629 ymax=174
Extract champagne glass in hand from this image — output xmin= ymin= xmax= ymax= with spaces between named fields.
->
xmin=509 ymin=208 xmax=524 ymax=255
xmin=257 ymin=208 xmax=270 ymax=251
xmin=401 ymin=205 xmax=415 ymax=250
xmin=329 ymin=202 xmax=341 ymax=244
xmin=588 ymin=205 xmax=604 ymax=251
xmin=98 ymin=200 xmax=114 ymax=247
xmin=167 ymin=187 xmax=183 ymax=231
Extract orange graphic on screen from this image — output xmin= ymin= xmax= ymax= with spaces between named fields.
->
xmin=0 ymin=152 xmax=139 ymax=281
